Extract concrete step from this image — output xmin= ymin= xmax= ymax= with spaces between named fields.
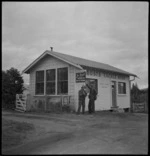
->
xmin=111 ymin=107 xmax=125 ymax=113
xmin=15 ymin=108 xmax=25 ymax=113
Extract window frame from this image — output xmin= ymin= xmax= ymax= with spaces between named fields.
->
xmin=57 ymin=67 xmax=68 ymax=95
xmin=46 ymin=69 xmax=56 ymax=95
xmin=35 ymin=70 xmax=44 ymax=95
xmin=118 ymin=82 xmax=126 ymax=95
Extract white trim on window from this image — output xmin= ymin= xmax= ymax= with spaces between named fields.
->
xmin=35 ymin=70 xmax=45 ymax=95
xmin=117 ymin=82 xmax=127 ymax=95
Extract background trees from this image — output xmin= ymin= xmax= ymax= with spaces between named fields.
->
xmin=131 ymin=83 xmax=140 ymax=102
xmin=2 ymin=67 xmax=24 ymax=109
xmin=131 ymin=82 xmax=148 ymax=103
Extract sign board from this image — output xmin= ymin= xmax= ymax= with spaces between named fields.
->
xmin=62 ymin=96 xmax=69 ymax=106
xmin=76 ymin=72 xmax=86 ymax=83
xmin=133 ymin=102 xmax=145 ymax=112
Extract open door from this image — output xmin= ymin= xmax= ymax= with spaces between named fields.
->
xmin=85 ymin=78 xmax=98 ymax=94
xmin=111 ymin=81 xmax=117 ymax=107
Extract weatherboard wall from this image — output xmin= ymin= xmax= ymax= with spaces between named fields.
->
xmin=29 ymin=55 xmax=73 ymax=111
xmin=27 ymin=54 xmax=130 ymax=112
xmin=73 ymin=68 xmax=130 ymax=111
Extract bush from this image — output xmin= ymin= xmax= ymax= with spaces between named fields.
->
xmin=2 ymin=68 xmax=24 ymax=109
xmin=62 ymin=104 xmax=71 ymax=113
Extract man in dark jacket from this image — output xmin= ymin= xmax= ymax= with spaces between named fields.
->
xmin=86 ymin=84 xmax=97 ymax=114
xmin=77 ymin=85 xmax=87 ymax=114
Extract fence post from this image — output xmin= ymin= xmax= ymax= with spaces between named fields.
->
xmin=144 ymin=102 xmax=147 ymax=113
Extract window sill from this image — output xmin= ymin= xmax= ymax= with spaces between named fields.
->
xmin=34 ymin=95 xmax=45 ymax=96
xmin=117 ymin=94 xmax=127 ymax=96
xmin=34 ymin=94 xmax=70 ymax=97
xmin=46 ymin=95 xmax=69 ymax=96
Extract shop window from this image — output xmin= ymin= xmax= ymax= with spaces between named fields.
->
xmin=57 ymin=67 xmax=68 ymax=94
xmin=118 ymin=82 xmax=126 ymax=94
xmin=36 ymin=70 xmax=44 ymax=95
xmin=46 ymin=69 xmax=55 ymax=95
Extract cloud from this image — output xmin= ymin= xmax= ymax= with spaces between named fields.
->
xmin=2 ymin=41 xmax=40 ymax=71
xmin=2 ymin=2 xmax=148 ymax=88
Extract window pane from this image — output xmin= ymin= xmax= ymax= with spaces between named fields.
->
xmin=46 ymin=82 xmax=55 ymax=94
xmin=58 ymin=68 xmax=68 ymax=80
xmin=36 ymin=83 xmax=44 ymax=94
xmin=36 ymin=70 xmax=44 ymax=94
xmin=123 ymin=83 xmax=126 ymax=94
xmin=118 ymin=82 xmax=126 ymax=94
xmin=46 ymin=69 xmax=55 ymax=81
xmin=46 ymin=69 xmax=56 ymax=95
xmin=118 ymin=83 xmax=121 ymax=93
xmin=58 ymin=81 xmax=68 ymax=94
xmin=57 ymin=67 xmax=68 ymax=94
xmin=36 ymin=71 xmax=44 ymax=82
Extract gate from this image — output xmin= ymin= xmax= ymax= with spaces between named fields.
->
xmin=15 ymin=94 xmax=27 ymax=112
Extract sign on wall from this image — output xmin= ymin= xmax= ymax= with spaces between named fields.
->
xmin=85 ymin=67 xmax=126 ymax=80
xmin=62 ymin=96 xmax=69 ymax=105
xmin=76 ymin=72 xmax=86 ymax=83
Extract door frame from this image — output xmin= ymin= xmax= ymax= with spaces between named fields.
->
xmin=85 ymin=78 xmax=98 ymax=94
xmin=111 ymin=81 xmax=117 ymax=107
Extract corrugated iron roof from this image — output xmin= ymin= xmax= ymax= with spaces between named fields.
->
xmin=46 ymin=50 xmax=137 ymax=77
xmin=23 ymin=50 xmax=137 ymax=77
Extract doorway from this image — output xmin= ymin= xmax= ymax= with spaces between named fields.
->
xmin=85 ymin=78 xmax=98 ymax=93
xmin=111 ymin=81 xmax=117 ymax=107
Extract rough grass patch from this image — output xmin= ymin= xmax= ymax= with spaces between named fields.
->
xmin=2 ymin=118 xmax=35 ymax=150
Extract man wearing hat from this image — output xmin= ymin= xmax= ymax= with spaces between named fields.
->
xmin=77 ymin=85 xmax=87 ymax=114
xmin=86 ymin=83 xmax=97 ymax=114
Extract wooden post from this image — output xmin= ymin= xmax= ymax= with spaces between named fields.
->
xmin=132 ymin=102 xmax=134 ymax=112
xmin=129 ymin=80 xmax=132 ymax=112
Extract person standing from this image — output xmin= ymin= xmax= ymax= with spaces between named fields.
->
xmin=77 ymin=85 xmax=87 ymax=114
xmin=86 ymin=84 xmax=97 ymax=114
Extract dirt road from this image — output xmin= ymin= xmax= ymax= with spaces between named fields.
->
xmin=2 ymin=111 xmax=148 ymax=154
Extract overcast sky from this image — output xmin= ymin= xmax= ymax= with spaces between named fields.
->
xmin=2 ymin=2 xmax=148 ymax=89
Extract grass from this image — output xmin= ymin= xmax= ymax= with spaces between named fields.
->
xmin=2 ymin=118 xmax=35 ymax=150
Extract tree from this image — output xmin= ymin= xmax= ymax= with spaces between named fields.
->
xmin=2 ymin=67 xmax=24 ymax=109
xmin=131 ymin=82 xmax=140 ymax=102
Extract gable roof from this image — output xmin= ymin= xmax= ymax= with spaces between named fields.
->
xmin=22 ymin=50 xmax=137 ymax=77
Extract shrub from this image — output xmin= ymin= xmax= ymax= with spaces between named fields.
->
xmin=2 ymin=68 xmax=24 ymax=109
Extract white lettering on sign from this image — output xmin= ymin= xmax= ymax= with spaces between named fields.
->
xmin=100 ymin=83 xmax=109 ymax=88
xmin=104 ymin=72 xmax=117 ymax=79
xmin=86 ymin=68 xmax=101 ymax=77
xmin=104 ymin=72 xmax=126 ymax=80
xmin=133 ymin=103 xmax=145 ymax=112
xmin=62 ymin=96 xmax=68 ymax=105
xmin=85 ymin=68 xmax=126 ymax=80
xmin=76 ymin=72 xmax=86 ymax=83
xmin=117 ymin=75 xmax=126 ymax=80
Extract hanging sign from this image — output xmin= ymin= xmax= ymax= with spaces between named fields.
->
xmin=76 ymin=72 xmax=86 ymax=83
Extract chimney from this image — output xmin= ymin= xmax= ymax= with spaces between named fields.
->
xmin=50 ymin=47 xmax=53 ymax=51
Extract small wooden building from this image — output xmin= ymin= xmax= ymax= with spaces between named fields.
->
xmin=22 ymin=49 xmax=137 ymax=112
